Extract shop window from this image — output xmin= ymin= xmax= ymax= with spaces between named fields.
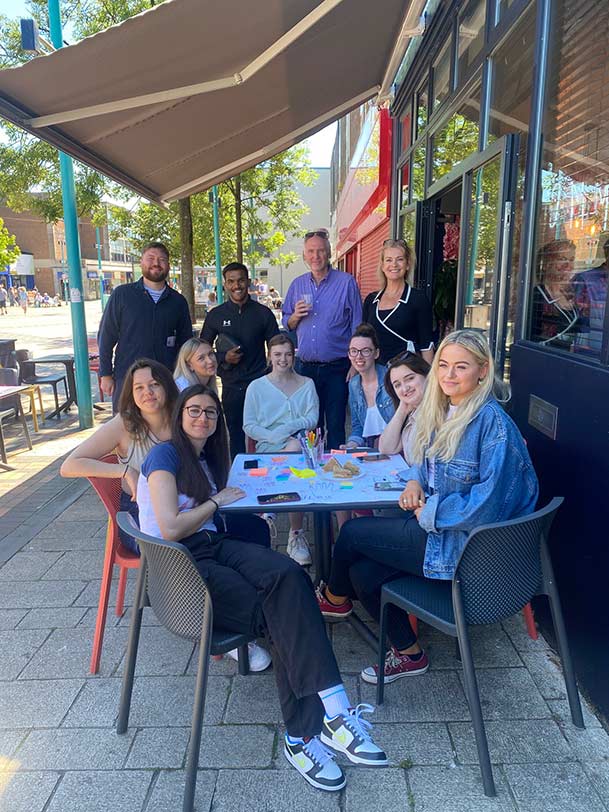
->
xmin=400 ymin=209 xmax=417 ymax=267
xmin=399 ymin=162 xmax=410 ymax=209
xmin=416 ymin=84 xmax=429 ymax=137
xmin=529 ymin=0 xmax=609 ymax=361
xmin=494 ymin=0 xmax=515 ymax=25
xmin=431 ymin=87 xmax=481 ymax=183
xmin=411 ymin=144 xmax=426 ymax=201
xmin=401 ymin=109 xmax=412 ymax=155
xmin=457 ymin=0 xmax=486 ymax=82
xmin=433 ymin=40 xmax=452 ymax=112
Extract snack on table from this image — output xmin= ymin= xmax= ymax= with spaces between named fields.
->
xmin=322 ymin=456 xmax=360 ymax=479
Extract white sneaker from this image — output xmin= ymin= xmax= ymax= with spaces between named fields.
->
xmin=226 ymin=641 xmax=272 ymax=672
xmin=261 ymin=512 xmax=278 ymax=539
xmin=287 ymin=529 xmax=312 ymax=566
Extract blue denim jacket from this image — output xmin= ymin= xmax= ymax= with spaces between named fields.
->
xmin=347 ymin=364 xmax=395 ymax=446
xmin=408 ymin=398 xmax=539 ymax=580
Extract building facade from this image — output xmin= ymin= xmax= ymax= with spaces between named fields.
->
xmin=332 ymin=0 xmax=609 ymax=721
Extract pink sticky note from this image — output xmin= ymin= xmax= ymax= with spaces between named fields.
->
xmin=271 ymin=455 xmax=288 ymax=463
xmin=351 ymin=452 xmax=368 ymax=458
xmin=249 ymin=467 xmax=269 ymax=477
xmin=330 ymin=449 xmax=346 ymax=454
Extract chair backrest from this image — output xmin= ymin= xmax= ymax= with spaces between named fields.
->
xmin=0 ymin=367 xmax=20 ymax=411
xmin=14 ymin=350 xmax=32 ymax=383
xmin=86 ymin=453 xmax=122 ymax=524
xmin=454 ymin=497 xmax=563 ymax=625
xmin=116 ymin=512 xmax=210 ymax=641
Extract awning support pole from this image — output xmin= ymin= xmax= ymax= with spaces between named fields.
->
xmin=212 ymin=185 xmax=223 ymax=304
xmin=48 ymin=0 xmax=93 ymax=428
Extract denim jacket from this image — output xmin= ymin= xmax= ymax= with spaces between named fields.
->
xmin=408 ymin=398 xmax=539 ymax=580
xmin=347 ymin=364 xmax=395 ymax=446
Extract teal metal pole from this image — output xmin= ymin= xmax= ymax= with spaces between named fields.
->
xmin=48 ymin=0 xmax=93 ymax=428
xmin=212 ymin=185 xmax=223 ymax=303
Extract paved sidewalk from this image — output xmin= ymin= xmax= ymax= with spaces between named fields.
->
xmin=1 ymin=473 xmax=608 ymax=810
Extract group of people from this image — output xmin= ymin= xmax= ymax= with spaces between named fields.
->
xmin=60 ymin=233 xmax=540 ymax=793
xmin=0 ymin=283 xmax=31 ymax=315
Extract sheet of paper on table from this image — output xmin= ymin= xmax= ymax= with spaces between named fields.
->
xmin=227 ymin=453 xmax=407 ymax=509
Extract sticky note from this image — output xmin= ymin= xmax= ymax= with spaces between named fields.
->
xmin=249 ymin=467 xmax=269 ymax=477
xmin=289 ymin=467 xmax=316 ymax=479
xmin=276 ymin=473 xmax=290 ymax=481
xmin=340 ymin=482 xmax=354 ymax=489
xmin=330 ymin=449 xmax=346 ymax=454
xmin=271 ymin=456 xmax=288 ymax=463
xmin=352 ymin=452 xmax=368 ymax=458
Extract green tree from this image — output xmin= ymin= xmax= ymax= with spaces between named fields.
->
xmin=0 ymin=216 xmax=20 ymax=268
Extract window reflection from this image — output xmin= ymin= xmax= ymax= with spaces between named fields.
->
xmin=416 ymin=86 xmax=428 ymax=137
xmin=412 ymin=145 xmax=426 ymax=201
xmin=457 ymin=0 xmax=486 ymax=81
xmin=432 ymin=89 xmax=481 ymax=183
xmin=433 ymin=41 xmax=451 ymax=111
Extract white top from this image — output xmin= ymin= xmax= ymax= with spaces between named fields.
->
xmin=174 ymin=374 xmax=218 ymax=393
xmin=362 ymin=405 xmax=388 ymax=440
xmin=243 ymin=375 xmax=319 ymax=453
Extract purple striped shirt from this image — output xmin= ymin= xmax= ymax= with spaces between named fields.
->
xmin=282 ymin=268 xmax=363 ymax=362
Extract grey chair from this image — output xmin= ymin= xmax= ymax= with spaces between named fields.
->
xmin=115 ymin=513 xmax=254 ymax=812
xmin=376 ymin=497 xmax=584 ymax=797
xmin=0 ymin=367 xmax=32 ymax=464
xmin=16 ymin=349 xmax=67 ymax=420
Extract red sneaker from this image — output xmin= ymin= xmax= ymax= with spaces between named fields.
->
xmin=315 ymin=583 xmax=353 ymax=619
xmin=360 ymin=646 xmax=429 ymax=684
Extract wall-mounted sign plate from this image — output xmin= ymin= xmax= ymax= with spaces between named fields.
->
xmin=528 ymin=395 xmax=558 ymax=440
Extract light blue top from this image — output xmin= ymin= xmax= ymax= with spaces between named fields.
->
xmin=347 ymin=364 xmax=394 ymax=446
xmin=408 ymin=398 xmax=539 ymax=580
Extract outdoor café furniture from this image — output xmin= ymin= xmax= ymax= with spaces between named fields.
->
xmin=376 ymin=497 xmax=584 ymax=797
xmin=86 ymin=455 xmax=140 ymax=674
xmin=0 ymin=380 xmax=33 ymax=468
xmin=18 ymin=351 xmax=70 ymax=420
xmin=115 ymin=511 xmax=253 ymax=812
xmin=0 ymin=367 xmax=43 ymax=432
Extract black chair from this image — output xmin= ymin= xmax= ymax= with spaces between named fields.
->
xmin=0 ymin=367 xmax=32 ymax=464
xmin=16 ymin=349 xmax=67 ymax=420
xmin=376 ymin=497 xmax=584 ymax=797
xmin=115 ymin=513 xmax=254 ymax=812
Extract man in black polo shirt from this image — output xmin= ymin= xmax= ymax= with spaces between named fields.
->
xmin=98 ymin=242 xmax=192 ymax=411
xmin=201 ymin=262 xmax=279 ymax=457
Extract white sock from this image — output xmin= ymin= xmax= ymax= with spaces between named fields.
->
xmin=319 ymin=684 xmax=350 ymax=719
xmin=286 ymin=733 xmax=305 ymax=745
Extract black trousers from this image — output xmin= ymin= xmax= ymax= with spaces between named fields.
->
xmin=183 ymin=520 xmax=341 ymax=737
xmin=327 ymin=516 xmax=428 ymax=651
xmin=222 ymin=384 xmax=247 ymax=458
xmin=297 ymin=359 xmax=349 ymax=450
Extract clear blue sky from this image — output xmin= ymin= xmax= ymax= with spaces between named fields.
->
xmin=2 ymin=0 xmax=337 ymax=166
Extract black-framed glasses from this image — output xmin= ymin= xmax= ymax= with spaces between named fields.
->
xmin=183 ymin=405 xmax=219 ymax=420
xmin=305 ymin=229 xmax=330 ymax=240
xmin=348 ymin=347 xmax=374 ymax=358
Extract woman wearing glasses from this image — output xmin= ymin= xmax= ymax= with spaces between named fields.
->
xmin=243 ymin=333 xmax=319 ymax=565
xmin=317 ymin=330 xmax=538 ymax=685
xmin=362 ymin=239 xmax=434 ymax=366
xmin=174 ymin=337 xmax=218 ymax=392
xmin=137 ymin=384 xmax=388 ymax=791
xmin=343 ymin=324 xmax=394 ymax=449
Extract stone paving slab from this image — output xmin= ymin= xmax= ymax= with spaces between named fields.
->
xmin=45 ymin=770 xmax=152 ymax=812
xmin=18 ymin=626 xmax=129 ymax=679
xmin=17 ymin=606 xmax=89 ymax=629
xmin=60 ymin=678 xmax=122 ymax=728
xmin=0 ymin=628 xmax=50 ymax=680
xmin=197 ymin=724 xmax=276 ymax=769
xmin=504 ymin=762 xmax=607 ymax=812
xmin=343 ymin=767 xmax=409 ymax=812
xmin=14 ymin=727 xmax=136 ymax=770
xmin=0 ymin=579 xmax=87 ymax=609
xmin=128 ymin=675 xmax=231 ymax=727
xmin=460 ymin=667 xmax=551 ymax=721
xmin=145 ymin=769 xmax=217 ymax=812
xmin=125 ymin=727 xmax=190 ymax=769
xmin=0 ymin=678 xmax=84 ymax=728
xmin=0 ymin=551 xmax=63 ymax=581
xmin=41 ymin=549 xmax=106 ymax=581
xmin=408 ymin=765 xmax=516 ymax=811
xmin=0 ymin=729 xmax=28 ymax=758
xmin=212 ymin=769 xmax=341 ymax=811
xmin=449 ymin=719 xmax=573 ymax=764
xmin=373 ymin=722 xmax=456 ymax=766
xmin=360 ymin=670 xmax=471 ymax=722
xmin=584 ymin=763 xmax=609 ymax=806
xmin=0 ymin=608 xmax=28 ymax=629
xmin=0 ymin=770 xmax=60 ymax=812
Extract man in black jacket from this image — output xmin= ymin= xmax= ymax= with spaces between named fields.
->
xmin=98 ymin=242 xmax=192 ymax=411
xmin=201 ymin=262 xmax=278 ymax=457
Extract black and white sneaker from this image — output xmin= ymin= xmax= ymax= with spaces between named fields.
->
xmin=284 ymin=734 xmax=346 ymax=791
xmin=321 ymin=703 xmax=388 ymax=766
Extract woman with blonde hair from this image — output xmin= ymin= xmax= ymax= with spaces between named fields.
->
xmin=174 ymin=337 xmax=218 ymax=392
xmin=317 ymin=330 xmax=538 ymax=686
xmin=362 ymin=238 xmax=433 ymax=365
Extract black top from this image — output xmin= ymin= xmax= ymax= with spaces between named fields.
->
xmin=362 ymin=283 xmax=434 ymax=365
xmin=201 ymin=297 xmax=279 ymax=388
xmin=97 ymin=278 xmax=192 ymax=380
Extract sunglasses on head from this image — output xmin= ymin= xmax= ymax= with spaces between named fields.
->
xmin=305 ymin=229 xmax=330 ymax=240
xmin=387 ymin=350 xmax=417 ymax=367
xmin=383 ymin=238 xmax=407 ymax=247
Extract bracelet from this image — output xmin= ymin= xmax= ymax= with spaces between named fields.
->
xmin=209 ymin=497 xmax=219 ymax=510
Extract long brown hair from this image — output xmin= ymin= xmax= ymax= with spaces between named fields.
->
xmin=171 ymin=385 xmax=230 ymax=503
xmin=384 ymin=351 xmax=431 ymax=410
xmin=118 ymin=359 xmax=178 ymax=441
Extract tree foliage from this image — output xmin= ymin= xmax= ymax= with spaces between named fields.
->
xmin=0 ymin=216 xmax=20 ymax=269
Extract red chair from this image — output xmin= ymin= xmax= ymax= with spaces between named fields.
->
xmin=87 ymin=337 xmax=104 ymax=402
xmin=87 ymin=454 xmax=140 ymax=674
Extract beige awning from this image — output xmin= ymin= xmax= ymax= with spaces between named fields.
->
xmin=0 ymin=0 xmax=423 ymax=204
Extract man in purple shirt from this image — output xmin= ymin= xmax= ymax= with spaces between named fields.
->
xmin=283 ymin=229 xmax=362 ymax=449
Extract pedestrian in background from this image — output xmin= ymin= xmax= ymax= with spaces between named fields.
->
xmin=18 ymin=286 xmax=28 ymax=315
xmin=0 ymin=284 xmax=7 ymax=315
xmin=97 ymin=242 xmax=192 ymax=413
xmin=282 ymin=229 xmax=362 ymax=450
xmin=201 ymin=261 xmax=278 ymax=457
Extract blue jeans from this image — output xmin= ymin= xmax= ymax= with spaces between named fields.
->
xmin=327 ymin=515 xmax=428 ymax=650
xmin=297 ymin=359 xmax=349 ymax=450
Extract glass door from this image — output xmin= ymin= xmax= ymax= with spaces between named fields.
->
xmin=455 ymin=134 xmax=517 ymax=371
